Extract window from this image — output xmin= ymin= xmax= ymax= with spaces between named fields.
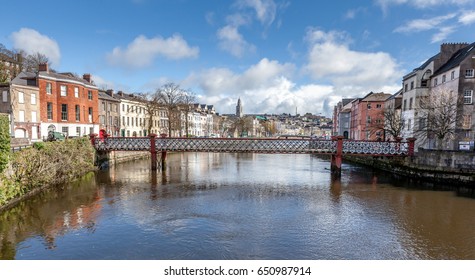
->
xmin=366 ymin=116 xmax=371 ymax=124
xmin=88 ymin=90 xmax=93 ymax=100
xmin=403 ymin=99 xmax=407 ymax=110
xmin=46 ymin=83 xmax=52 ymax=94
xmin=376 ymin=104 xmax=382 ymax=109
xmin=404 ymin=84 xmax=408 ymax=92
xmin=61 ymin=104 xmax=68 ymax=121
xmin=464 ymin=90 xmax=473 ymax=104
xmin=442 ymin=75 xmax=446 ymax=83
xmin=75 ymin=105 xmax=80 ymax=121
xmin=62 ymin=127 xmax=69 ymax=135
xmin=434 ymin=78 xmax=438 ymax=86
xmin=410 ymin=81 xmax=414 ymax=90
xmin=88 ymin=107 xmax=93 ymax=123
xmin=419 ymin=118 xmax=426 ymax=130
xmin=76 ymin=127 xmax=81 ymax=136
xmin=102 ymin=102 xmax=106 ymax=111
xmin=74 ymin=87 xmax=79 ymax=98
xmin=407 ymin=119 xmax=412 ymax=130
xmin=47 ymin=102 xmax=53 ymax=120
xmin=451 ymin=71 xmax=455 ymax=80
xmin=367 ymin=103 xmax=371 ymax=109
xmin=100 ymin=115 xmax=105 ymax=125
xmin=465 ymin=69 xmax=474 ymax=78
xmin=19 ymin=110 xmax=25 ymax=122
xmin=31 ymin=111 xmax=37 ymax=122
xmin=18 ymin=91 xmax=24 ymax=103
xmin=462 ymin=115 xmax=472 ymax=129
xmin=2 ymin=91 xmax=7 ymax=102
xmin=409 ymin=98 xmax=413 ymax=110
xmin=31 ymin=93 xmax=36 ymax=105
xmin=60 ymin=85 xmax=67 ymax=96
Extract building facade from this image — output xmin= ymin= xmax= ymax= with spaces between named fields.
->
xmin=37 ymin=64 xmax=99 ymax=138
xmin=0 ymin=72 xmax=40 ymax=142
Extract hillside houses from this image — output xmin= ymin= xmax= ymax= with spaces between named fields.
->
xmin=333 ymin=42 xmax=475 ymax=151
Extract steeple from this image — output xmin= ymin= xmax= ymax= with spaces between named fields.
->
xmin=236 ymin=97 xmax=243 ymax=118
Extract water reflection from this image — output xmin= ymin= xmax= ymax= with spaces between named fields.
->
xmin=1 ymin=153 xmax=475 ymax=259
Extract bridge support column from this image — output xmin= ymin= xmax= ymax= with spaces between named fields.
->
xmin=160 ymin=133 xmax=168 ymax=172
xmin=331 ymin=136 xmax=343 ymax=177
xmin=150 ymin=134 xmax=157 ymax=171
xmin=406 ymin=137 xmax=416 ymax=156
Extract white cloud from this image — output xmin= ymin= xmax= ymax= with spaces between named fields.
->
xmin=10 ymin=28 xmax=61 ymax=68
xmin=304 ymin=28 xmax=402 ymax=92
xmin=459 ymin=10 xmax=475 ymax=25
xmin=236 ymin=0 xmax=277 ymax=27
xmin=106 ymin=34 xmax=199 ymax=68
xmin=431 ymin=26 xmax=456 ymax=43
xmin=179 ymin=57 xmax=359 ymax=116
xmin=92 ymin=75 xmax=115 ymax=90
xmin=394 ymin=14 xmax=456 ymax=33
xmin=217 ymin=25 xmax=256 ymax=57
xmin=376 ymin=0 xmax=474 ymax=11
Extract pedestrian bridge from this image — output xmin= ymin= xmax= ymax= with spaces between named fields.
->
xmin=90 ymin=135 xmax=415 ymax=175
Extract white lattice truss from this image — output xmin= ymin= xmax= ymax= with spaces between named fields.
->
xmin=93 ymin=137 xmax=409 ymax=156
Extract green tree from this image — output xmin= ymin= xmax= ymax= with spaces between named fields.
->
xmin=0 ymin=113 xmax=11 ymax=173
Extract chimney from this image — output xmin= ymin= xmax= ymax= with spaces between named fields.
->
xmin=83 ymin=73 xmax=91 ymax=83
xmin=39 ymin=63 xmax=48 ymax=72
xmin=436 ymin=42 xmax=469 ymax=70
xmin=117 ymin=91 xmax=124 ymax=97
xmin=106 ymin=89 xmax=114 ymax=97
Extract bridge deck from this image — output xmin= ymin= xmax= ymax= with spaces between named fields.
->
xmin=92 ymin=137 xmax=410 ymax=156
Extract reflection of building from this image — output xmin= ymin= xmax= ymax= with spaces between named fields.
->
xmin=0 ymin=72 xmax=40 ymax=143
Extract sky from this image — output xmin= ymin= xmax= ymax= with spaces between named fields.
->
xmin=1 ymin=0 xmax=474 ymax=117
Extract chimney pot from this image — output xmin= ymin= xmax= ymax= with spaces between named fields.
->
xmin=83 ymin=73 xmax=91 ymax=82
xmin=38 ymin=63 xmax=48 ymax=72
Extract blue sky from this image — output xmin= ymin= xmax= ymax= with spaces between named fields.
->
xmin=1 ymin=0 xmax=474 ymax=116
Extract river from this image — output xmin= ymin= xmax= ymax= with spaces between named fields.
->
xmin=1 ymin=152 xmax=475 ymax=259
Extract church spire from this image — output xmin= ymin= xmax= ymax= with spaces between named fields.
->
xmin=236 ymin=97 xmax=243 ymax=118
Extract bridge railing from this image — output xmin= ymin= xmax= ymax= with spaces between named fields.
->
xmin=342 ymin=139 xmax=409 ymax=155
xmin=91 ymin=135 xmax=412 ymax=156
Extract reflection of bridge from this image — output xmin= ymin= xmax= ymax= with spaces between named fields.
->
xmin=90 ymin=134 xmax=415 ymax=175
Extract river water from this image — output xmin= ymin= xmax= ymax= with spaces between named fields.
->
xmin=1 ymin=153 xmax=475 ymax=260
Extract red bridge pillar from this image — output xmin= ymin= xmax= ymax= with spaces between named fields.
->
xmin=331 ymin=136 xmax=343 ymax=177
xmin=150 ymin=134 xmax=157 ymax=171
xmin=160 ymin=133 xmax=168 ymax=171
xmin=407 ymin=137 xmax=416 ymax=156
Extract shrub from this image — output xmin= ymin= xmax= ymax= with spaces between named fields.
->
xmin=0 ymin=114 xmax=10 ymax=173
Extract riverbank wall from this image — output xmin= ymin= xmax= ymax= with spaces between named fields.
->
xmin=344 ymin=149 xmax=475 ymax=186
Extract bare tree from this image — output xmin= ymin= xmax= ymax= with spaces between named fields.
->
xmin=155 ymin=83 xmax=184 ymax=137
xmin=416 ymin=88 xmax=460 ymax=149
xmin=231 ymin=116 xmax=254 ymax=137
xmin=368 ymin=108 xmax=405 ymax=141
xmin=22 ymin=52 xmax=50 ymax=72
xmin=0 ymin=62 xmax=8 ymax=83
xmin=181 ymin=89 xmax=196 ymax=137
xmin=137 ymin=92 xmax=161 ymax=135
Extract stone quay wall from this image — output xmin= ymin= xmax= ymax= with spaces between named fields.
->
xmin=344 ymin=149 xmax=475 ymax=185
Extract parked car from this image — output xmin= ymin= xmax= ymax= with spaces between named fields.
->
xmin=47 ymin=131 xmax=66 ymax=141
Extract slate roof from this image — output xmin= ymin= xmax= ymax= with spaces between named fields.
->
xmin=98 ymin=90 xmax=120 ymax=102
xmin=362 ymin=92 xmax=391 ymax=102
xmin=38 ymin=70 xmax=97 ymax=88
xmin=433 ymin=42 xmax=475 ymax=76
xmin=11 ymin=71 xmax=37 ymax=87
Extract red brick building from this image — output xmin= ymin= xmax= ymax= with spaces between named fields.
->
xmin=37 ymin=63 xmax=99 ymax=138
xmin=350 ymin=92 xmax=391 ymax=140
